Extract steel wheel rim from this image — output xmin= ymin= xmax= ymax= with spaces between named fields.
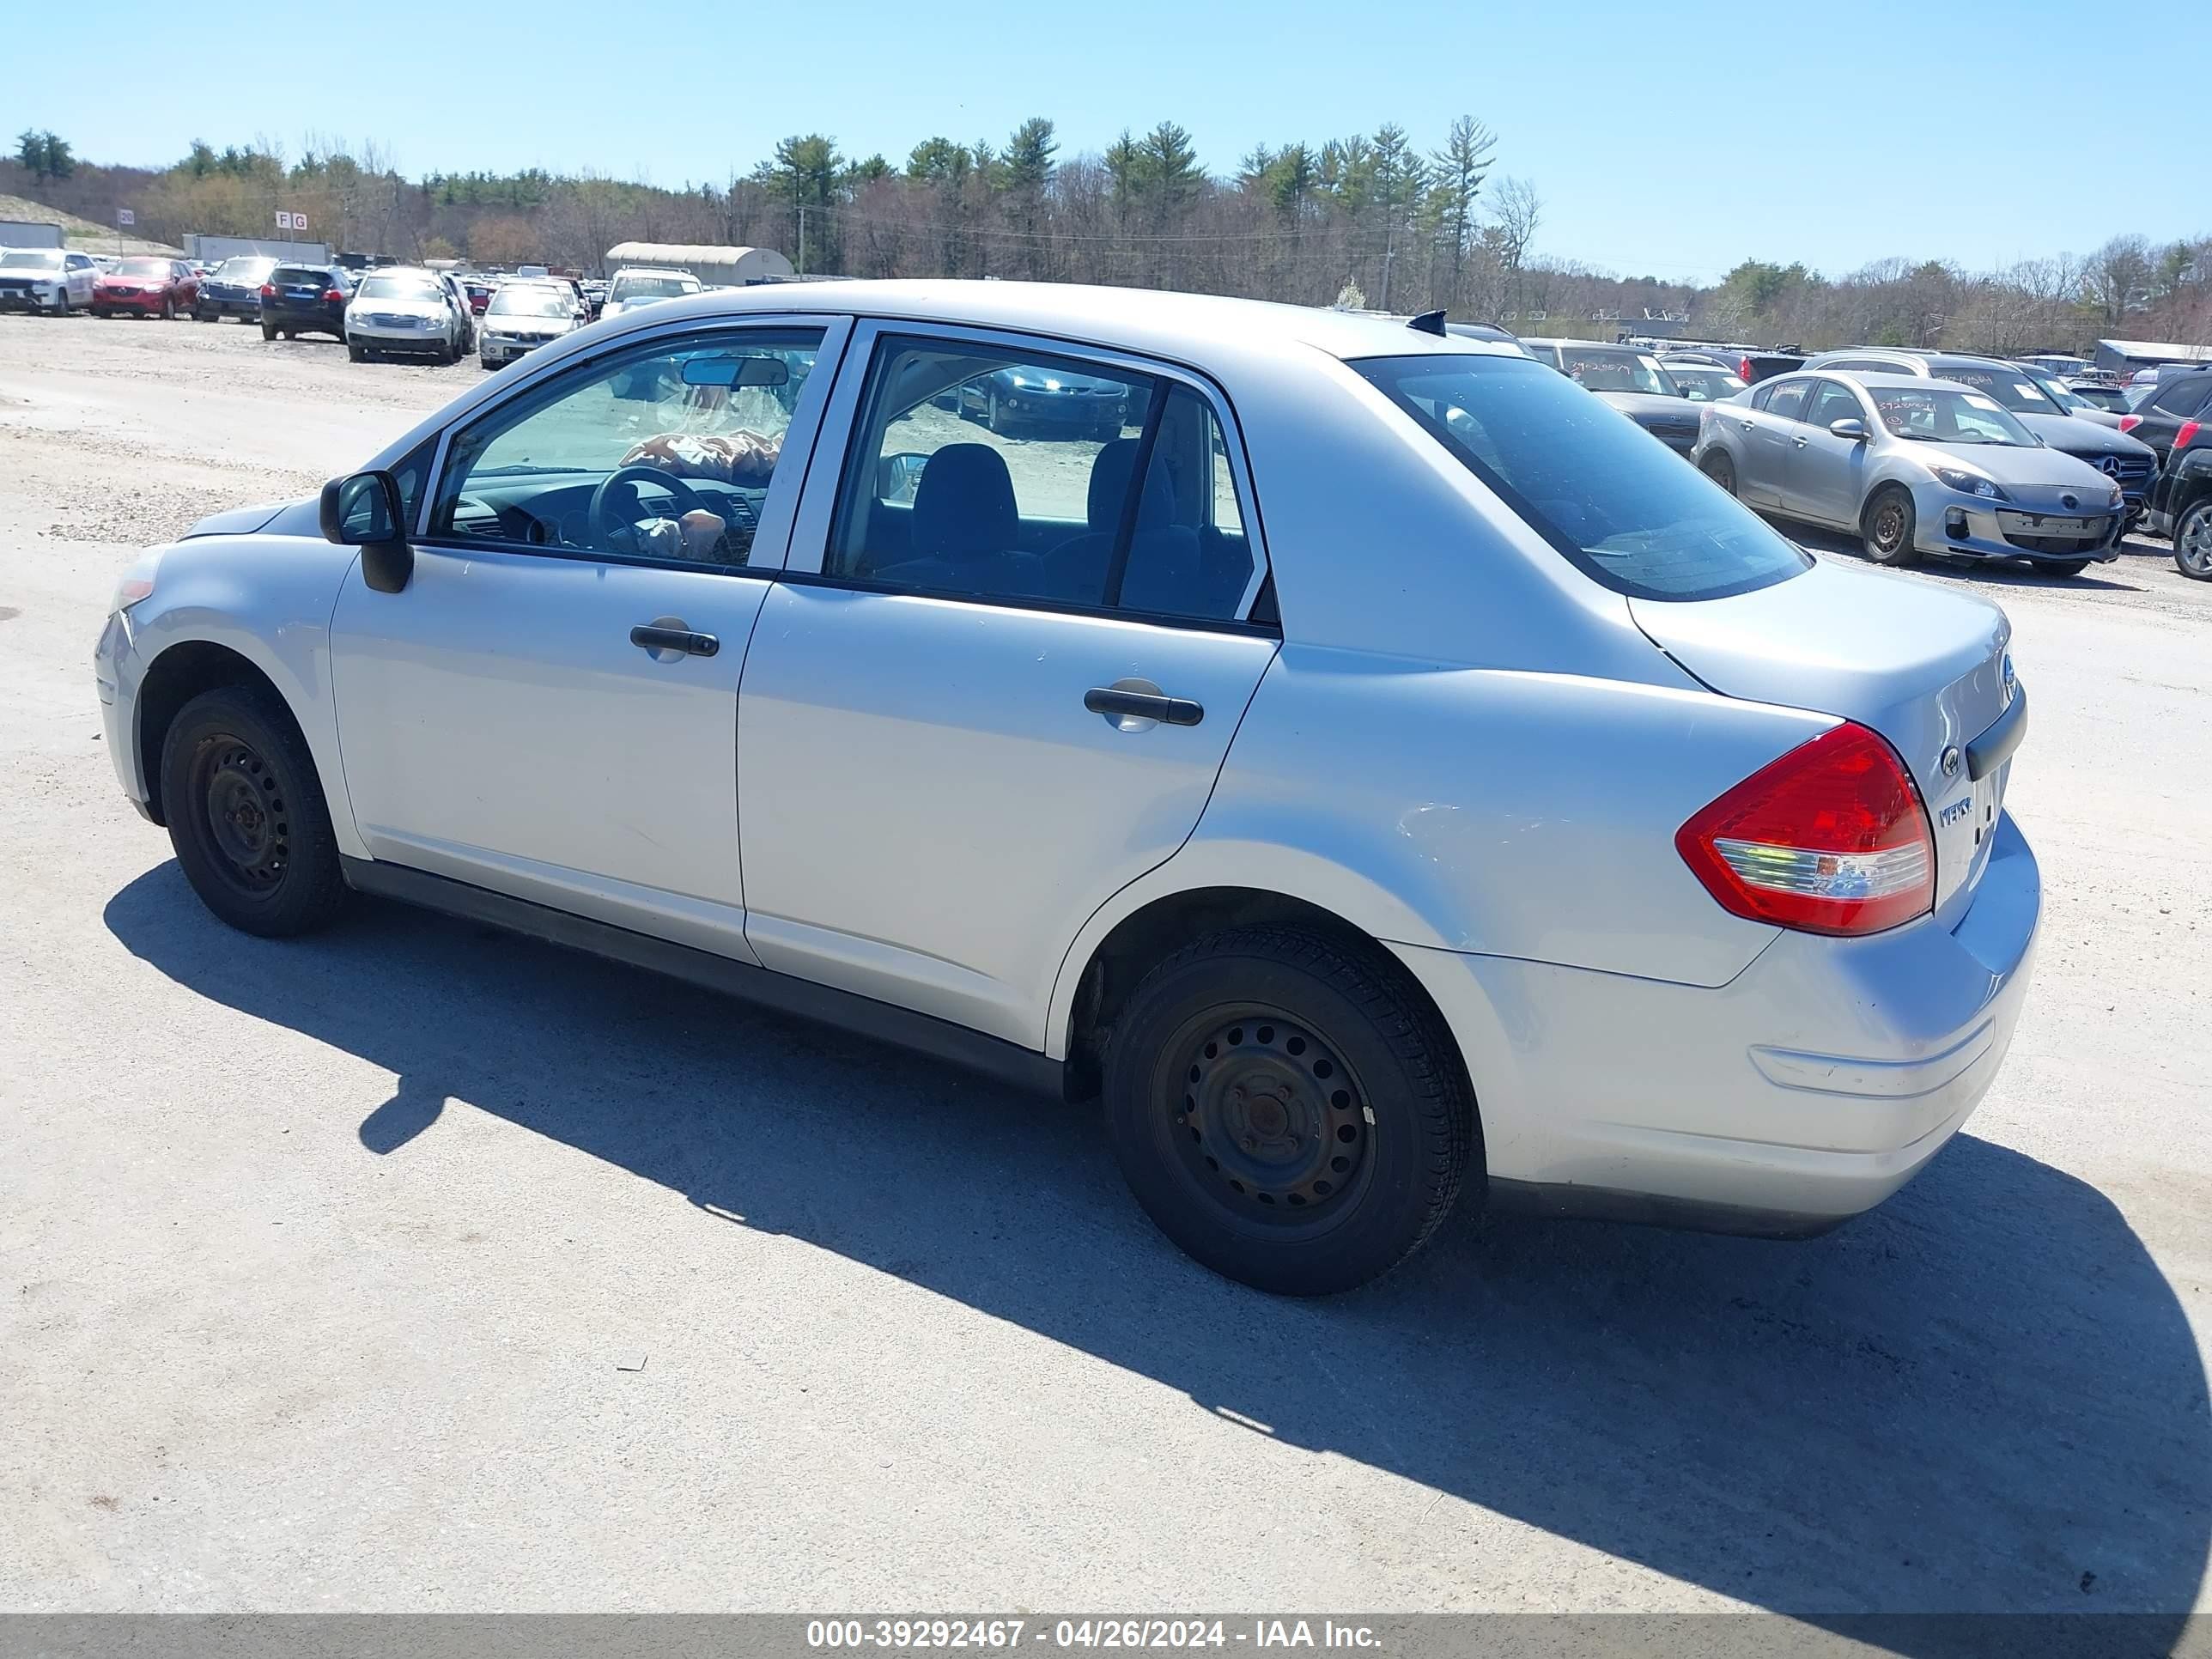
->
xmin=2180 ymin=511 xmax=2212 ymax=576
xmin=192 ymin=735 xmax=290 ymax=896
xmin=1153 ymin=1003 xmax=1376 ymax=1237
xmin=1872 ymin=499 xmax=1908 ymax=552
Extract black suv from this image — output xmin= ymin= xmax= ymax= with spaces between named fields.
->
xmin=2143 ymin=410 xmax=2212 ymax=580
xmin=258 ymin=264 xmax=355 ymax=342
xmin=2119 ymin=365 xmax=2212 ymax=471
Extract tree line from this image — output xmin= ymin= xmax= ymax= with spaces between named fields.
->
xmin=3 ymin=122 xmax=2204 ymax=355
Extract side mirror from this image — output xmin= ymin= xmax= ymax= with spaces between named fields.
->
xmin=320 ymin=470 xmax=414 ymax=593
xmin=878 ymin=452 xmax=928 ymax=504
xmin=1829 ymin=417 xmax=1869 ymax=442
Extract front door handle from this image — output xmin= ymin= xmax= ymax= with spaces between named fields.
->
xmin=1085 ymin=687 xmax=1204 ymax=726
xmin=630 ymin=623 xmax=720 ymax=658
xmin=1738 ymin=419 xmax=1753 ymax=430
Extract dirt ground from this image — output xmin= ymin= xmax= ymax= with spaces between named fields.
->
xmin=2 ymin=312 xmax=2208 ymax=1625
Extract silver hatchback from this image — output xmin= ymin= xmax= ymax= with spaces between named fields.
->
xmin=1695 ymin=370 xmax=2125 ymax=574
xmin=94 ymin=283 xmax=2041 ymax=1294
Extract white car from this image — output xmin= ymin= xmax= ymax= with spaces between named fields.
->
xmin=344 ymin=267 xmax=469 ymax=364
xmin=0 ymin=246 xmax=100 ymax=315
xmin=599 ymin=265 xmax=702 ymax=321
xmin=93 ymin=283 xmax=2039 ymax=1294
xmin=477 ymin=279 xmax=588 ymax=368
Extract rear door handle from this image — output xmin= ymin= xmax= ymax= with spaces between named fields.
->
xmin=1792 ymin=435 xmax=1808 ymax=447
xmin=629 ymin=623 xmax=720 ymax=658
xmin=1085 ymin=687 xmax=1203 ymax=726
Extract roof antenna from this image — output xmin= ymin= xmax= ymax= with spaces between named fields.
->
xmin=1408 ymin=309 xmax=1448 ymax=337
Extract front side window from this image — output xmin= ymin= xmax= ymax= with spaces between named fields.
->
xmin=828 ymin=336 xmax=1256 ymax=620
xmin=433 ymin=329 xmax=822 ymax=566
xmin=1871 ymin=386 xmax=2035 ymax=446
xmin=1355 ymin=352 xmax=1811 ymax=602
xmin=1804 ymin=380 xmax=1865 ymax=430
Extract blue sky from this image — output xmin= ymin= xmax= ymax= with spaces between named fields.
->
xmin=10 ymin=0 xmax=2205 ymax=284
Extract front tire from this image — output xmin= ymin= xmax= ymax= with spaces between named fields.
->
xmin=1862 ymin=485 xmax=1917 ymax=566
xmin=347 ymin=338 xmax=366 ymax=362
xmin=2039 ymin=559 xmax=2091 ymax=579
xmin=2176 ymin=501 xmax=2212 ymax=581
xmin=159 ymin=685 xmax=348 ymax=938
xmin=261 ymin=322 xmax=277 ymax=341
xmin=1103 ymin=926 xmax=1477 ymax=1296
xmin=161 ymin=296 xmax=175 ymax=320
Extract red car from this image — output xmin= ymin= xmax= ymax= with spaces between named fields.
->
xmin=92 ymin=257 xmax=201 ymax=319
xmin=463 ymin=279 xmax=494 ymax=314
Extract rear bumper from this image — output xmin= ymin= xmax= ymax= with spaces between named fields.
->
xmin=261 ymin=305 xmax=344 ymax=333
xmin=1391 ymin=811 xmax=2041 ymax=1234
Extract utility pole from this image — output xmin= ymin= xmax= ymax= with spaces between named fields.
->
xmin=797 ymin=203 xmax=806 ymax=278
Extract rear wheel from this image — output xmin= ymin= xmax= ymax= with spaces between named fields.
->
xmin=1862 ymin=485 xmax=1917 ymax=566
xmin=1103 ymin=925 xmax=1477 ymax=1296
xmin=159 ymin=685 xmax=348 ymax=938
xmin=1700 ymin=449 xmax=1737 ymax=496
xmin=2176 ymin=501 xmax=2212 ymax=581
xmin=986 ymin=388 xmax=1009 ymax=434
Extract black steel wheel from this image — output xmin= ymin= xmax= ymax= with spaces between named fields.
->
xmin=1104 ymin=925 xmax=1477 ymax=1295
xmin=1862 ymin=486 xmax=1917 ymax=566
xmin=161 ymin=685 xmax=348 ymax=937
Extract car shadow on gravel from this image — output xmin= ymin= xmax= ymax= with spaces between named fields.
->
xmin=106 ymin=865 xmax=2210 ymax=1644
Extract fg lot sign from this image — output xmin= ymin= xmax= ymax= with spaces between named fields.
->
xmin=276 ymin=210 xmax=310 ymax=232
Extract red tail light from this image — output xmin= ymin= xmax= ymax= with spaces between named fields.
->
xmin=321 ymin=288 xmax=343 ymax=303
xmin=1675 ymin=722 xmax=1934 ymax=937
xmin=1738 ymin=355 xmax=1753 ymax=380
xmin=2175 ymin=419 xmax=2202 ymax=450
xmin=259 ymin=283 xmax=276 ymax=298
xmin=2118 ymin=414 xmax=2142 ymax=434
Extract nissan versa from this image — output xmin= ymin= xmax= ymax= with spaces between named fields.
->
xmin=92 ymin=283 xmax=2039 ymax=1294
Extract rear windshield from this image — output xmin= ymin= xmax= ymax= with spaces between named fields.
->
xmin=1354 ymin=353 xmax=1811 ymax=602
xmin=271 ymin=266 xmax=333 ymax=287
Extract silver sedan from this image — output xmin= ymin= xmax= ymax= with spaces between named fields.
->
xmin=93 ymin=284 xmax=2039 ymax=1293
xmin=1695 ymin=370 xmax=2126 ymax=575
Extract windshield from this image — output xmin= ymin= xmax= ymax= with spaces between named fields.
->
xmin=489 ymin=285 xmax=574 ymax=319
xmin=214 ymin=257 xmax=276 ymax=283
xmin=611 ymin=272 xmax=699 ymax=301
xmin=1931 ymin=363 xmax=2059 ymax=415
xmin=1 ymin=250 xmax=64 ymax=270
xmin=357 ymin=273 xmax=447 ymax=303
xmin=1355 ymin=353 xmax=1810 ymax=602
xmin=1668 ymin=367 xmax=1747 ymax=403
xmin=1871 ymin=386 xmax=2037 ymax=446
xmin=1557 ymin=346 xmax=1677 ymax=397
xmin=116 ymin=258 xmax=169 ymax=277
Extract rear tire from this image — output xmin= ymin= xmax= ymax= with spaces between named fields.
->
xmin=2175 ymin=501 xmax=2212 ymax=581
xmin=1862 ymin=485 xmax=1917 ymax=566
xmin=1103 ymin=925 xmax=1477 ymax=1296
xmin=159 ymin=685 xmax=349 ymax=938
xmin=1700 ymin=450 xmax=1737 ymax=496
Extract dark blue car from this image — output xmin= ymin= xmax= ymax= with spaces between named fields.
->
xmin=196 ymin=256 xmax=278 ymax=322
xmin=953 ymin=364 xmax=1131 ymax=438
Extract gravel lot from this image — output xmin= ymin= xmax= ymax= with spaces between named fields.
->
xmin=2 ymin=313 xmax=2208 ymax=1627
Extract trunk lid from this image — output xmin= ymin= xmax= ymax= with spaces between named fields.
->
xmin=1631 ymin=559 xmax=2015 ymax=913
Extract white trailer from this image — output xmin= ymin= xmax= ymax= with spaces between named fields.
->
xmin=0 ymin=219 xmax=66 ymax=249
xmin=602 ymin=241 xmax=794 ymax=286
xmin=184 ymin=234 xmax=331 ymax=266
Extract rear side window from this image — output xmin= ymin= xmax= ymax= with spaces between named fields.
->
xmin=2148 ymin=374 xmax=2212 ymax=416
xmin=1354 ymin=353 xmax=1811 ymax=603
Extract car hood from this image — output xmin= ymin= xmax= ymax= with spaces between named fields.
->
xmin=2058 ymin=405 xmax=2124 ymax=430
xmin=2014 ymin=412 xmax=2153 ymax=457
xmin=1595 ymin=391 xmax=1695 ymax=421
xmin=1906 ymin=438 xmax=2117 ymax=490
xmin=180 ymin=501 xmax=289 ymax=539
xmin=349 ymin=297 xmax=446 ymax=319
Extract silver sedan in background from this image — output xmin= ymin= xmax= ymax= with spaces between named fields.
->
xmin=1694 ymin=370 xmax=2126 ymax=575
xmin=477 ymin=279 xmax=590 ymax=369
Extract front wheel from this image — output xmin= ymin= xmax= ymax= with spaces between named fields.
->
xmin=2175 ymin=501 xmax=2212 ymax=581
xmin=1699 ymin=449 xmax=1737 ymax=496
xmin=159 ymin=685 xmax=349 ymax=937
xmin=261 ymin=322 xmax=277 ymax=341
xmin=161 ymin=296 xmax=175 ymax=320
xmin=1103 ymin=926 xmax=1477 ymax=1296
xmin=1862 ymin=485 xmax=1917 ymax=566
xmin=346 ymin=338 xmax=366 ymax=362
xmin=2039 ymin=559 xmax=2091 ymax=579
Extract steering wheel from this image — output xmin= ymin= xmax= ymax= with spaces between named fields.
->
xmin=589 ymin=463 xmax=714 ymax=550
